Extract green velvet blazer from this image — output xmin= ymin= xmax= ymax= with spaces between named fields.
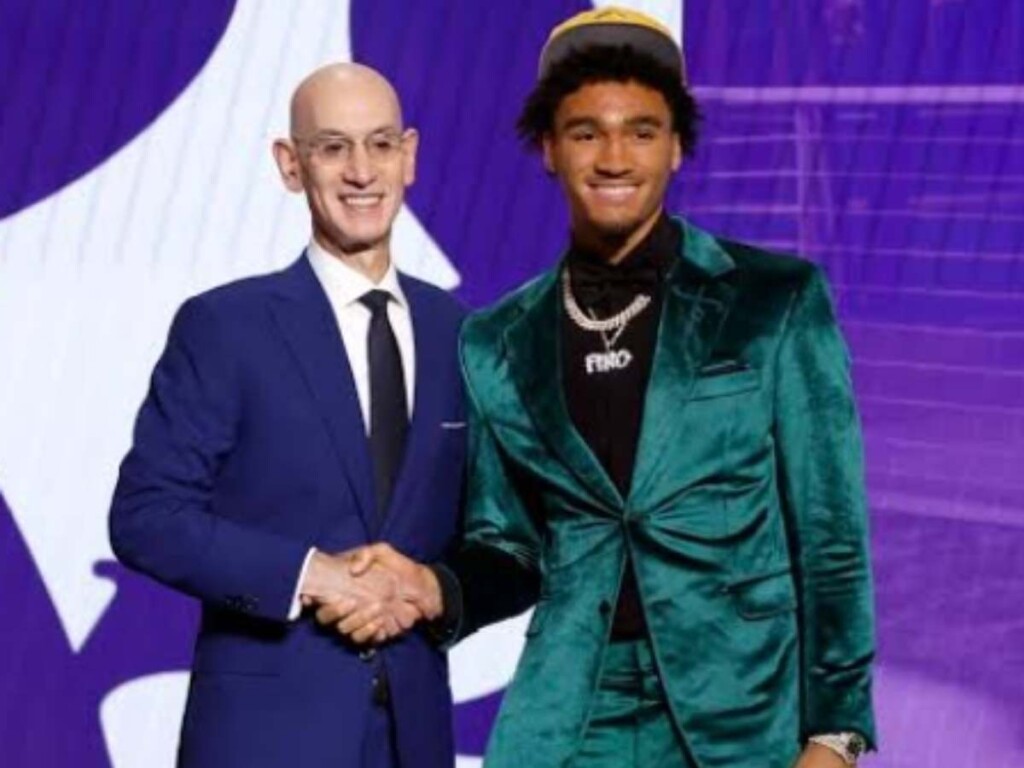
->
xmin=458 ymin=218 xmax=876 ymax=768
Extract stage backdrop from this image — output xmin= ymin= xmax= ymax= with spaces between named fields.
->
xmin=1 ymin=1 xmax=1022 ymax=766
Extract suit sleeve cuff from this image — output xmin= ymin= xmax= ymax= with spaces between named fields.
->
xmin=422 ymin=562 xmax=463 ymax=649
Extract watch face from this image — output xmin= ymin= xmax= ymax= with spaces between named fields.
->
xmin=847 ymin=734 xmax=867 ymax=757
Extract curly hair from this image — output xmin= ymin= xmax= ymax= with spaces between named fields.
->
xmin=517 ymin=44 xmax=700 ymax=156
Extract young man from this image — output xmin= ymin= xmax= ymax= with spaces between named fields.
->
xmin=109 ymin=64 xmax=462 ymax=768
xmin=343 ymin=8 xmax=877 ymax=767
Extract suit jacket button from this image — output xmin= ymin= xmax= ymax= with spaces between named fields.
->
xmin=371 ymin=674 xmax=390 ymax=706
xmin=599 ymin=600 xmax=612 ymax=617
xmin=359 ymin=648 xmax=377 ymax=662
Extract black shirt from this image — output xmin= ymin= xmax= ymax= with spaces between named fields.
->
xmin=562 ymin=214 xmax=679 ymax=639
xmin=434 ymin=215 xmax=682 ymax=646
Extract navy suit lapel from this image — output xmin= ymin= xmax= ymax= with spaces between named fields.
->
xmin=268 ymin=256 xmax=376 ymax=535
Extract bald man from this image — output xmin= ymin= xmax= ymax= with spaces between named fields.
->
xmin=110 ymin=63 xmax=465 ymax=768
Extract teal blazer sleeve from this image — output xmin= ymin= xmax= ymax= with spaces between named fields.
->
xmin=773 ymin=268 xmax=877 ymax=747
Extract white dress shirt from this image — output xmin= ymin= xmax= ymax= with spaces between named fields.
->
xmin=288 ymin=237 xmax=417 ymax=618
xmin=307 ymin=237 xmax=416 ymax=429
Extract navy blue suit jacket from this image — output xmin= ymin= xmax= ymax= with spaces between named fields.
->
xmin=110 ymin=255 xmax=466 ymax=767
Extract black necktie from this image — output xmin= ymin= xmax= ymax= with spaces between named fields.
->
xmin=359 ymin=290 xmax=408 ymax=528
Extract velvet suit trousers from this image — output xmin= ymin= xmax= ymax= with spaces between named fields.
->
xmin=573 ymin=639 xmax=694 ymax=768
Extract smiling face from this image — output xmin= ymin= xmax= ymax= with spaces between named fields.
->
xmin=542 ymin=80 xmax=681 ymax=259
xmin=274 ymin=64 xmax=417 ymax=260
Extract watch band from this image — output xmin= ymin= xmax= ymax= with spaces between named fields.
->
xmin=808 ymin=732 xmax=867 ymax=765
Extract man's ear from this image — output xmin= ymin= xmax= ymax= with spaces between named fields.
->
xmin=541 ymin=134 xmax=557 ymax=176
xmin=401 ymin=127 xmax=419 ymax=187
xmin=272 ymin=139 xmax=304 ymax=193
xmin=671 ymin=133 xmax=683 ymax=173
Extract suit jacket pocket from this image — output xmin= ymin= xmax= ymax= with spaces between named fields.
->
xmin=690 ymin=368 xmax=760 ymax=401
xmin=726 ymin=566 xmax=797 ymax=620
xmin=193 ymin=612 xmax=288 ymax=676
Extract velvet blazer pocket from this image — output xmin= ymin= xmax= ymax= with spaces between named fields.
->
xmin=725 ymin=566 xmax=797 ymax=620
xmin=690 ymin=367 xmax=760 ymax=400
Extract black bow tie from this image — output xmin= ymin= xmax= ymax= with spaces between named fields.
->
xmin=568 ymin=258 xmax=661 ymax=310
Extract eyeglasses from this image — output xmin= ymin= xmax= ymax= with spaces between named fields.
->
xmin=292 ymin=130 xmax=409 ymax=166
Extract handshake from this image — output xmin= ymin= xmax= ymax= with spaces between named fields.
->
xmin=299 ymin=543 xmax=444 ymax=645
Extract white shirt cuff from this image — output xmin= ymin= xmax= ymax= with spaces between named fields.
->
xmin=288 ymin=548 xmax=317 ymax=621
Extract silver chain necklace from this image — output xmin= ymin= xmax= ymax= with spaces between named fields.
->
xmin=561 ymin=269 xmax=652 ymax=375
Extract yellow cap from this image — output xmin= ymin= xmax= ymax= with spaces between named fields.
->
xmin=538 ymin=7 xmax=685 ymax=81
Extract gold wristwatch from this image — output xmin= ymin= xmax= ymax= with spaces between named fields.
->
xmin=808 ymin=732 xmax=867 ymax=765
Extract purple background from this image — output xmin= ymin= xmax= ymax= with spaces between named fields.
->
xmin=1 ymin=1 xmax=1022 ymax=765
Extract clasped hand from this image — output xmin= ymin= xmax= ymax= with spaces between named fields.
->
xmin=300 ymin=544 xmax=442 ymax=645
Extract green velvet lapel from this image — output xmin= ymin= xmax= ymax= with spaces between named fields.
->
xmin=628 ymin=219 xmax=738 ymax=509
xmin=501 ymin=219 xmax=736 ymax=515
xmin=503 ymin=268 xmax=624 ymax=513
